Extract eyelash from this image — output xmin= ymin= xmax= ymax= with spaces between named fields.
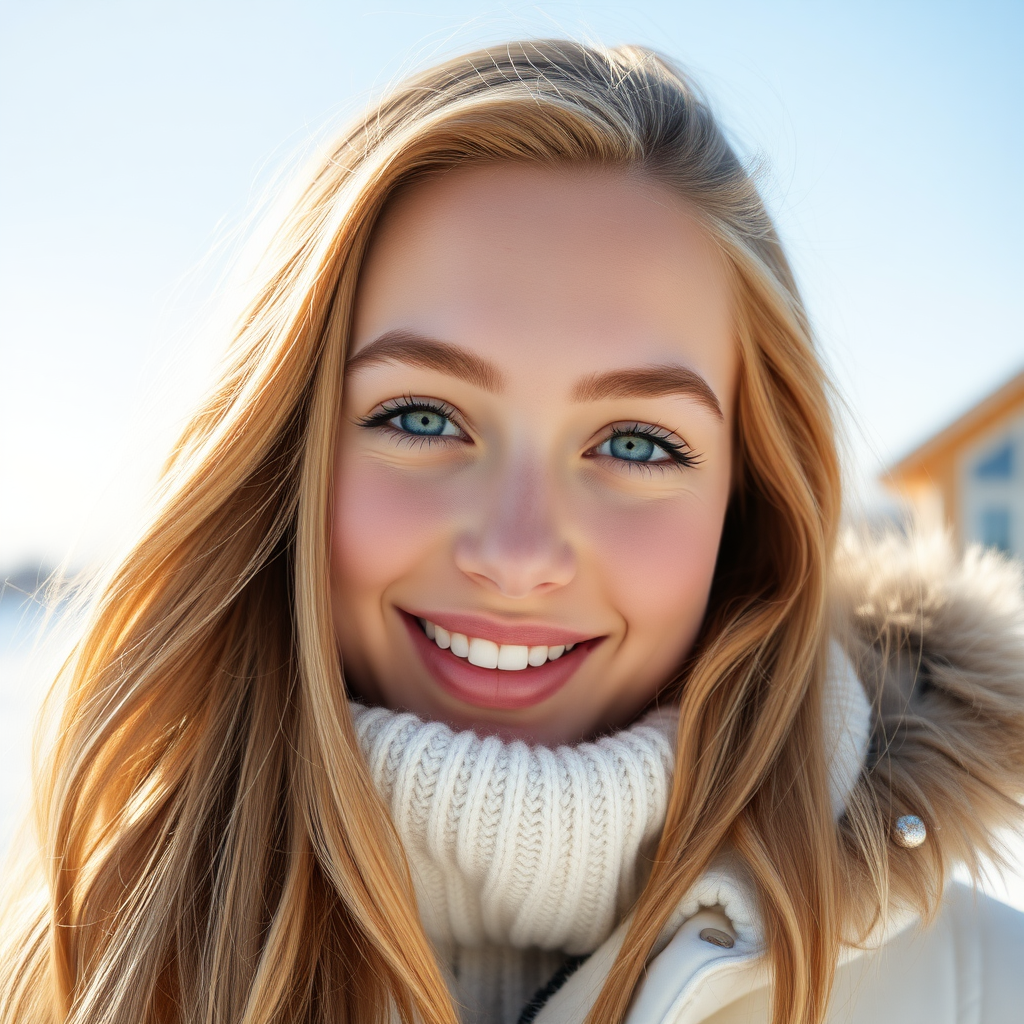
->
xmin=357 ymin=397 xmax=703 ymax=470
xmin=601 ymin=424 xmax=704 ymax=471
xmin=357 ymin=397 xmax=468 ymax=446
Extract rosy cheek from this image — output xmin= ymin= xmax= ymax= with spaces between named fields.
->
xmin=333 ymin=462 xmax=422 ymax=592
xmin=330 ymin=452 xmax=466 ymax=597
xmin=580 ymin=494 xmax=725 ymax=644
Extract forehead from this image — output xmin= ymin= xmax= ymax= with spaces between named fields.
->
xmin=350 ymin=163 xmax=736 ymax=413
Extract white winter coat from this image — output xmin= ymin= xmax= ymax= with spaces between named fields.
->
xmin=529 ymin=881 xmax=1024 ymax=1023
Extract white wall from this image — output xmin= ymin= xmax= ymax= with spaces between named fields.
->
xmin=959 ymin=409 xmax=1024 ymax=559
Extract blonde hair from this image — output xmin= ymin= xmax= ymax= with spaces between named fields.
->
xmin=2 ymin=40 xmax=872 ymax=1024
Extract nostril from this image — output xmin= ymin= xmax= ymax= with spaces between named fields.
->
xmin=453 ymin=535 xmax=576 ymax=598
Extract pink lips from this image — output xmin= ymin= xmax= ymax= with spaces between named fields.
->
xmin=400 ymin=610 xmax=601 ymax=711
xmin=404 ymin=609 xmax=592 ymax=648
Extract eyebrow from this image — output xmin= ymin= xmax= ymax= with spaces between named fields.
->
xmin=571 ymin=365 xmax=724 ymax=419
xmin=346 ymin=329 xmax=723 ymax=419
xmin=345 ymin=330 xmax=505 ymax=392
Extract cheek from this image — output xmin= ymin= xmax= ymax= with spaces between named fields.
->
xmin=330 ymin=454 xmax=454 ymax=599
xmin=582 ymin=494 xmax=726 ymax=643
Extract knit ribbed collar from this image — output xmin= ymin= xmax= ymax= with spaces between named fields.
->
xmin=351 ymin=642 xmax=870 ymax=956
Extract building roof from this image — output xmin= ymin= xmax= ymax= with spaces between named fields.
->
xmin=885 ymin=368 xmax=1024 ymax=485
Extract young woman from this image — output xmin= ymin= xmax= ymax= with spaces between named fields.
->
xmin=2 ymin=40 xmax=1023 ymax=1024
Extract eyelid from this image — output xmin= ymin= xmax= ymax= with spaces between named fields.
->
xmin=606 ymin=420 xmax=685 ymax=443
xmin=358 ymin=395 xmax=455 ymax=423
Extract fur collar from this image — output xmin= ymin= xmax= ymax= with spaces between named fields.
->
xmin=833 ymin=530 xmax=1024 ymax=920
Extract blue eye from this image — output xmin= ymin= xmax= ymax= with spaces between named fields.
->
xmin=359 ymin=398 xmax=464 ymax=441
xmin=596 ymin=431 xmax=672 ymax=463
xmin=396 ymin=409 xmax=453 ymax=435
xmin=591 ymin=424 xmax=702 ymax=470
xmin=607 ymin=434 xmax=660 ymax=461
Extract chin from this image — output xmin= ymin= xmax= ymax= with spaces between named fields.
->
xmin=433 ymin=695 xmax=609 ymax=747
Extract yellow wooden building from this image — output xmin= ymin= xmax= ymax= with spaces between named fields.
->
xmin=882 ymin=369 xmax=1024 ymax=557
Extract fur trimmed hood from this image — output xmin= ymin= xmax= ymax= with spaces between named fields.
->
xmin=832 ymin=530 xmax=1024 ymax=917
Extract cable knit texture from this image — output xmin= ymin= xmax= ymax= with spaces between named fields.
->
xmin=351 ymin=703 xmax=678 ymax=954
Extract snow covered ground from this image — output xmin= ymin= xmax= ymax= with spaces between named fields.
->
xmin=2 ymin=587 xmax=1022 ymax=912
xmin=0 ymin=589 xmax=64 ymax=851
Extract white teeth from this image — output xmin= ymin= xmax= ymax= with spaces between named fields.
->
xmin=421 ymin=619 xmax=579 ymax=670
xmin=527 ymin=645 xmax=549 ymax=667
xmin=497 ymin=644 xmax=529 ymax=671
xmin=468 ymin=637 xmax=499 ymax=669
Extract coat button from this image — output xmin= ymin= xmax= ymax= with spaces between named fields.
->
xmin=699 ymin=927 xmax=735 ymax=948
xmin=893 ymin=814 xmax=927 ymax=849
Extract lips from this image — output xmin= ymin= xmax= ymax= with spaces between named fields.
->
xmin=404 ymin=610 xmax=593 ymax=648
xmin=400 ymin=610 xmax=602 ymax=711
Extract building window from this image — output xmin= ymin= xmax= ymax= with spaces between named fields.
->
xmin=979 ymin=507 xmax=1012 ymax=552
xmin=973 ymin=439 xmax=1014 ymax=480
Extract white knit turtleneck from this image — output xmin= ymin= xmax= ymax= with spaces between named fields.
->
xmin=353 ymin=704 xmax=677 ymax=955
xmin=350 ymin=643 xmax=870 ymax=1024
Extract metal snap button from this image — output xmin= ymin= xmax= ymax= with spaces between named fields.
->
xmin=699 ymin=927 xmax=735 ymax=949
xmin=893 ymin=814 xmax=927 ymax=849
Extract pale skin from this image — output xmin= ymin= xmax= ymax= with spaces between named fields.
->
xmin=330 ymin=163 xmax=738 ymax=745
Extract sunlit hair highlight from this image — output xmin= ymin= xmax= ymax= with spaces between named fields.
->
xmin=2 ymin=39 xmax=887 ymax=1024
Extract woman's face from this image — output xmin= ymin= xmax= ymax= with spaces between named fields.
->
xmin=330 ymin=163 xmax=738 ymax=744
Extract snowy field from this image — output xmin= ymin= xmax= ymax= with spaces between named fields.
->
xmin=0 ymin=588 xmax=67 ymax=852
xmin=2 ymin=586 xmax=1022 ymax=913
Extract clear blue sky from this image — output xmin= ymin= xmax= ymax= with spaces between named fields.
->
xmin=2 ymin=0 xmax=1022 ymax=567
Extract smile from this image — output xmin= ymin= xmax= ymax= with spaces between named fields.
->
xmin=400 ymin=610 xmax=602 ymax=711
xmin=419 ymin=617 xmax=575 ymax=671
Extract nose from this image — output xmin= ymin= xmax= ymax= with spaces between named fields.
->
xmin=453 ymin=457 xmax=576 ymax=598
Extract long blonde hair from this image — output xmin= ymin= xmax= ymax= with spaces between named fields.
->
xmin=3 ymin=40 xmax=866 ymax=1024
